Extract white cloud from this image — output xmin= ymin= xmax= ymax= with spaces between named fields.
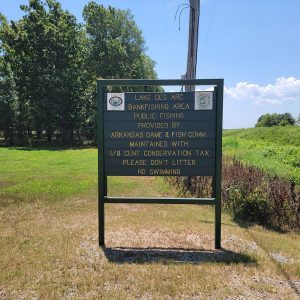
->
xmin=225 ymin=77 xmax=300 ymax=105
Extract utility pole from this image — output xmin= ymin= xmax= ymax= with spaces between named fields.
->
xmin=183 ymin=0 xmax=200 ymax=191
xmin=184 ymin=0 xmax=200 ymax=91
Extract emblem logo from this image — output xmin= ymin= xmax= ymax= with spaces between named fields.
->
xmin=195 ymin=92 xmax=213 ymax=110
xmin=107 ymin=93 xmax=125 ymax=110
xmin=109 ymin=96 xmax=123 ymax=107
xmin=197 ymin=93 xmax=210 ymax=108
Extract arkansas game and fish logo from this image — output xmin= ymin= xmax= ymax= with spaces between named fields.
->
xmin=194 ymin=91 xmax=213 ymax=110
xmin=109 ymin=96 xmax=123 ymax=107
xmin=107 ymin=93 xmax=125 ymax=111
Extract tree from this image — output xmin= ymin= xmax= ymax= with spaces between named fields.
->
xmin=83 ymin=2 xmax=158 ymax=81
xmin=0 ymin=0 xmax=160 ymax=145
xmin=3 ymin=0 xmax=88 ymax=143
xmin=81 ymin=2 xmax=160 ymax=142
xmin=274 ymin=113 xmax=295 ymax=126
xmin=0 ymin=13 xmax=30 ymax=144
xmin=255 ymin=113 xmax=295 ymax=127
xmin=0 ymin=58 xmax=17 ymax=145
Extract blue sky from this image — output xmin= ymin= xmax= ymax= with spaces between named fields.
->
xmin=1 ymin=0 xmax=300 ymax=128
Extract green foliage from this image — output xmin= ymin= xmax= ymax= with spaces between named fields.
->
xmin=0 ymin=58 xmax=17 ymax=145
xmin=80 ymin=2 xmax=161 ymax=142
xmin=223 ymin=127 xmax=300 ymax=181
xmin=168 ymin=157 xmax=300 ymax=231
xmin=225 ymin=185 xmax=271 ymax=225
xmin=0 ymin=0 xmax=159 ymax=145
xmin=83 ymin=2 xmax=157 ymax=82
xmin=255 ymin=113 xmax=295 ymax=127
xmin=221 ymin=158 xmax=300 ymax=231
xmin=2 ymin=0 xmax=89 ymax=143
xmin=224 ymin=126 xmax=300 ymax=147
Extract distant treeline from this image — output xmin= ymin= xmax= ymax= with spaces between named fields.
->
xmin=0 ymin=0 xmax=160 ymax=146
xmin=255 ymin=113 xmax=299 ymax=127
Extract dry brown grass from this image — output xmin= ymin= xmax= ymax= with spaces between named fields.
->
xmin=1 ymin=177 xmax=300 ymax=299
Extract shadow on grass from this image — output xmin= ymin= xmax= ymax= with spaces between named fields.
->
xmin=103 ymin=247 xmax=257 ymax=265
xmin=233 ymin=217 xmax=289 ymax=234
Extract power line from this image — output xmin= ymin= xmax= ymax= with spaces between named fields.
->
xmin=201 ymin=0 xmax=217 ymax=56
xmin=174 ymin=3 xmax=191 ymax=31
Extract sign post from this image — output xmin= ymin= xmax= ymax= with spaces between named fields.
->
xmin=97 ymin=79 xmax=223 ymax=249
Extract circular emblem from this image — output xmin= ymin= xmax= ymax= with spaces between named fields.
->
xmin=197 ymin=93 xmax=211 ymax=109
xmin=109 ymin=96 xmax=123 ymax=107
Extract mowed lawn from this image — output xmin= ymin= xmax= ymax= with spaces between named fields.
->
xmin=0 ymin=148 xmax=300 ymax=299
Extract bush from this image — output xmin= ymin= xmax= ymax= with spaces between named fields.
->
xmin=167 ymin=157 xmax=300 ymax=231
xmin=222 ymin=158 xmax=300 ymax=230
xmin=255 ymin=113 xmax=295 ymax=127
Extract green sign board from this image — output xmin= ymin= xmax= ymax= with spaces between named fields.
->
xmin=98 ymin=79 xmax=223 ymax=249
xmin=104 ymin=91 xmax=216 ymax=176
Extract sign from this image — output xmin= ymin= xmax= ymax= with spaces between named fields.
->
xmin=97 ymin=79 xmax=223 ymax=249
xmin=104 ymin=91 xmax=216 ymax=176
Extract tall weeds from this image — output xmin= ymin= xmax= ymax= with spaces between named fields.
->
xmin=166 ymin=157 xmax=300 ymax=231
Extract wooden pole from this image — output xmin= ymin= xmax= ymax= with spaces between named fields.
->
xmin=185 ymin=0 xmax=200 ymax=91
xmin=183 ymin=0 xmax=200 ymax=193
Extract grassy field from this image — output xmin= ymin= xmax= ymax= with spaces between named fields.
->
xmin=0 ymin=147 xmax=300 ymax=299
xmin=223 ymin=126 xmax=300 ymax=181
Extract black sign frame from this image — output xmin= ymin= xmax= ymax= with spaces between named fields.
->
xmin=97 ymin=79 xmax=224 ymax=249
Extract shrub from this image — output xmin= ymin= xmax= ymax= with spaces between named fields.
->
xmin=167 ymin=157 xmax=300 ymax=231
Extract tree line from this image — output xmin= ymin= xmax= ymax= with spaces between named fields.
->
xmin=0 ymin=0 xmax=159 ymax=145
xmin=255 ymin=113 xmax=299 ymax=127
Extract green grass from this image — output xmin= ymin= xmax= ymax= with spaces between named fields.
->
xmin=224 ymin=126 xmax=300 ymax=147
xmin=0 ymin=147 xmax=98 ymax=202
xmin=2 ymin=126 xmax=299 ymax=203
xmin=0 ymin=147 xmax=172 ymax=202
xmin=0 ymin=147 xmax=300 ymax=298
xmin=223 ymin=126 xmax=300 ymax=181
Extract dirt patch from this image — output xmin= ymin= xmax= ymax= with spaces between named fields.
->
xmin=77 ymin=233 xmax=300 ymax=299
xmin=117 ymin=204 xmax=143 ymax=212
xmin=270 ymin=252 xmax=295 ymax=264
xmin=223 ymin=234 xmax=259 ymax=252
xmin=78 ymin=235 xmax=107 ymax=267
xmin=0 ymin=286 xmax=8 ymax=300
xmin=106 ymin=228 xmax=260 ymax=254
xmin=106 ymin=227 xmax=214 ymax=249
